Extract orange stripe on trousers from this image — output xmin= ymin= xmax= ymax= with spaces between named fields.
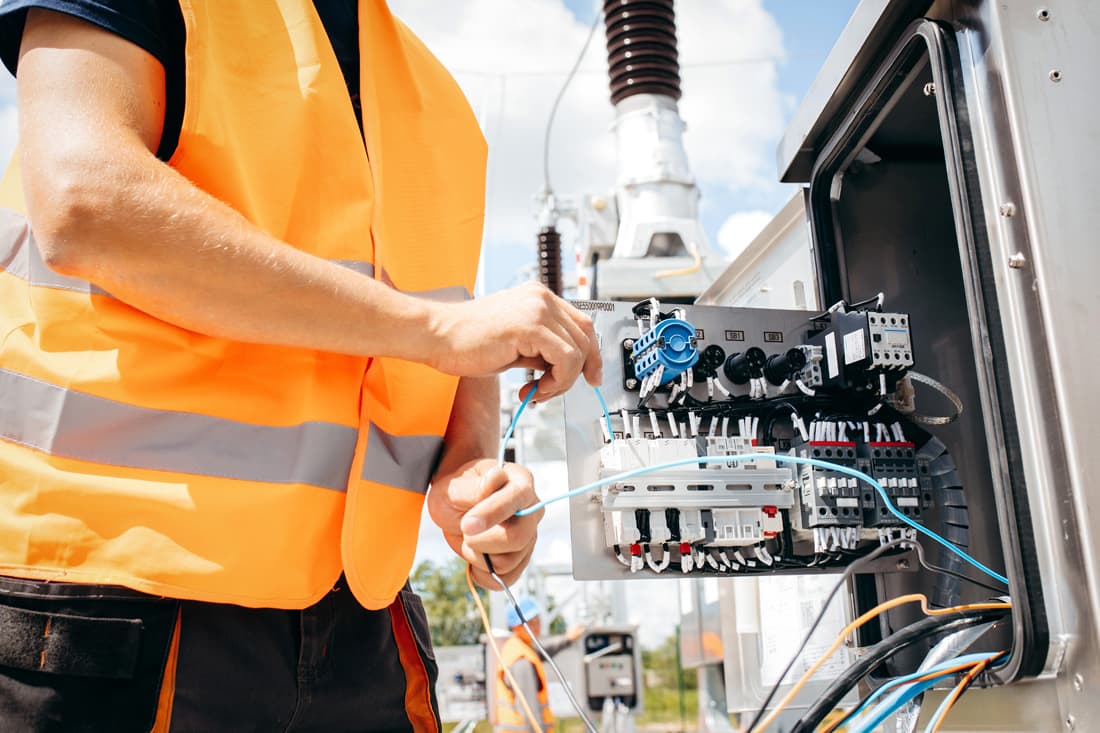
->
xmin=151 ymin=609 xmax=181 ymax=733
xmin=389 ymin=596 xmax=439 ymax=733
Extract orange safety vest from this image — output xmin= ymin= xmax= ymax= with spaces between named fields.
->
xmin=495 ymin=636 xmax=555 ymax=733
xmin=0 ymin=0 xmax=485 ymax=610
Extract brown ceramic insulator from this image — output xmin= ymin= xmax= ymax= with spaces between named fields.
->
xmin=537 ymin=226 xmax=563 ymax=296
xmin=603 ymin=0 xmax=681 ymax=104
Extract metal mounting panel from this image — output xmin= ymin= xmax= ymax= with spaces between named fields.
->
xmin=563 ymin=299 xmax=907 ymax=581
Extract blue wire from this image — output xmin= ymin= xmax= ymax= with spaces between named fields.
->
xmin=513 ymin=452 xmax=1009 ymax=585
xmin=498 ymin=382 xmax=614 ymax=467
xmin=497 ymin=382 xmax=538 ymax=467
xmin=593 ymin=386 xmax=615 ymax=443
xmin=848 ymin=676 xmax=944 ymax=733
xmin=843 ymin=651 xmax=1000 ymax=730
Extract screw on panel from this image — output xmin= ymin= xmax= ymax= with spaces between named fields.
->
xmin=896 ymin=558 xmax=911 ymax=570
xmin=1074 ymin=673 xmax=1084 ymax=692
xmin=624 ymin=339 xmax=635 ymax=349
xmin=999 ymin=202 xmax=1017 ymax=217
xmin=1050 ymin=69 xmax=1063 ymax=82
xmin=1008 ymin=253 xmax=1028 ymax=269
xmin=1038 ymin=8 xmax=1051 ymax=21
xmin=625 ymin=378 xmax=638 ymax=389
xmin=923 ymin=82 xmax=936 ymax=97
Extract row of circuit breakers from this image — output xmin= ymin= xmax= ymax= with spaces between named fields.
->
xmin=564 ymin=298 xmax=955 ymax=580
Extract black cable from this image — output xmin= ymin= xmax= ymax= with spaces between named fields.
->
xmin=857 ymin=540 xmax=1005 ymax=596
xmin=922 ymin=556 xmax=1004 ymax=595
xmin=743 ymin=538 xmax=913 ymax=732
xmin=541 ymin=7 xmax=602 ymax=196
xmin=790 ymin=611 xmax=1008 ymax=733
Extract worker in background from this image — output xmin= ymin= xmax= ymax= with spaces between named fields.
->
xmin=495 ymin=597 xmax=586 ymax=733
xmin=0 ymin=2 xmax=601 ymax=731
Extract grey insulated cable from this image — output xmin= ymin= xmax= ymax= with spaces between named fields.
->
xmin=484 ymin=556 xmax=599 ymax=733
xmin=906 ymin=371 xmax=964 ymax=425
xmin=542 ymin=6 xmax=603 ymax=196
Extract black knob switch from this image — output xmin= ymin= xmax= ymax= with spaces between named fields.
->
xmin=723 ymin=347 xmax=766 ymax=385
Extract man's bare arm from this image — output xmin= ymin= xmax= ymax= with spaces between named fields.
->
xmin=16 ymin=9 xmax=601 ymax=397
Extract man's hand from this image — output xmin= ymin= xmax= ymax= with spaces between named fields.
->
xmin=427 ymin=458 xmax=544 ymax=589
xmin=426 ymin=282 xmax=603 ymax=401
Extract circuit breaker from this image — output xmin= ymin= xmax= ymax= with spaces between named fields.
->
xmin=564 ymin=298 xmax=949 ymax=580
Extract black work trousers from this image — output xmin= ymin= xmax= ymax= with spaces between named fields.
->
xmin=0 ymin=575 xmax=440 ymax=732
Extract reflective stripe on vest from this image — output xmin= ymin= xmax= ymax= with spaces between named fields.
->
xmin=363 ymin=424 xmax=443 ymax=494
xmin=0 ymin=0 xmax=485 ymax=609
xmin=0 ymin=367 xmax=357 ymax=491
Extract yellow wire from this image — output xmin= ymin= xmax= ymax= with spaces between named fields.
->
xmin=466 ymin=564 xmax=543 ymax=732
xmin=749 ymin=595 xmax=1011 ymax=733
xmin=654 ymin=240 xmax=702 ymax=279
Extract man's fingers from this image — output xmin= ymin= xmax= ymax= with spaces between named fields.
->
xmin=470 ymin=545 xmax=535 ymax=587
xmin=455 ymin=465 xmax=508 ymax=535
xmin=459 ymin=464 xmax=540 ymax=535
xmin=508 ymin=357 xmax=552 ymax=374
xmin=564 ymin=306 xmax=603 ymax=387
xmin=547 ymin=307 xmax=599 ymax=395
xmin=527 ymin=321 xmax=582 ymax=400
xmin=464 ymin=514 xmax=540 ymax=556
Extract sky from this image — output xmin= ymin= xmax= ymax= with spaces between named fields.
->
xmin=0 ymin=1 xmax=860 ymax=647
xmin=382 ymin=0 xmax=860 ymax=291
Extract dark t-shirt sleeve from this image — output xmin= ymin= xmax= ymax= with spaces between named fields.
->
xmin=0 ymin=0 xmax=186 ymax=161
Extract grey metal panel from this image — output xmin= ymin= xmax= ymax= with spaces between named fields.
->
xmin=562 ymin=300 xmax=914 ymax=582
xmin=695 ymin=192 xmax=816 ymax=310
xmin=957 ymin=0 xmax=1100 ymax=725
xmin=783 ymin=0 xmax=1100 ymax=724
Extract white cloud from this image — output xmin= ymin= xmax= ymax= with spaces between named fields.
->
xmin=717 ymin=209 xmax=774 ymax=259
xmin=390 ymin=0 xmax=787 ymax=252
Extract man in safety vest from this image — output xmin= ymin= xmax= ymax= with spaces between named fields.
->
xmin=495 ymin=598 xmax=585 ymax=733
xmin=0 ymin=3 xmax=601 ymax=730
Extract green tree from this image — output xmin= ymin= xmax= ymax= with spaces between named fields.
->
xmin=543 ymin=593 xmax=567 ymax=636
xmin=642 ymin=632 xmax=697 ymax=691
xmin=411 ymin=557 xmax=488 ymax=646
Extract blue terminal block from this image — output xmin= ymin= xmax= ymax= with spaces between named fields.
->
xmin=631 ymin=318 xmax=700 ymax=385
